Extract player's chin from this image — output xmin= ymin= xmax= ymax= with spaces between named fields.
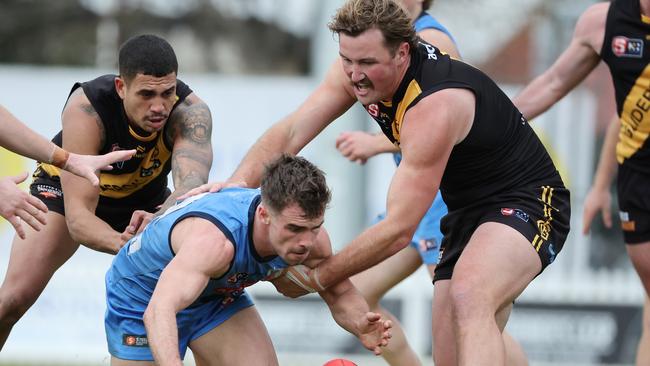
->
xmin=285 ymin=252 xmax=308 ymax=265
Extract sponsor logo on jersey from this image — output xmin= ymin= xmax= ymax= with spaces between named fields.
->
xmin=367 ymin=103 xmax=379 ymax=117
xmin=612 ymin=36 xmax=643 ymax=58
xmin=110 ymin=143 xmax=127 ymax=169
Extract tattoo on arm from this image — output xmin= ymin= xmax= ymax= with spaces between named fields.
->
xmin=167 ymin=98 xmax=213 ymax=192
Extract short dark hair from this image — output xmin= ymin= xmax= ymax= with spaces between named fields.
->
xmin=261 ymin=154 xmax=331 ymax=219
xmin=423 ymin=0 xmax=433 ymax=10
xmin=328 ymin=0 xmax=417 ymax=54
xmin=118 ymin=34 xmax=178 ymax=82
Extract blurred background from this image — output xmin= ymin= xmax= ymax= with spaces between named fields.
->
xmin=0 ymin=0 xmax=641 ymax=365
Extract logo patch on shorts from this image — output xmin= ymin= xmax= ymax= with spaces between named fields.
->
xmin=547 ymin=242 xmax=556 ymax=264
xmin=501 ymin=208 xmax=514 ymax=216
xmin=123 ymin=334 xmax=148 ymax=347
xmin=418 ymin=238 xmax=439 ymax=252
xmin=501 ymin=208 xmax=529 ymax=223
xmin=35 ymin=184 xmax=62 ymax=199
xmin=620 ymin=211 xmax=636 ymax=231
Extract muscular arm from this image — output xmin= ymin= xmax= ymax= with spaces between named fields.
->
xmin=61 ymin=88 xmax=124 ymax=253
xmin=0 ymin=104 xmax=134 ymax=186
xmin=158 ymin=93 xmax=213 ymax=213
xmin=229 ymin=61 xmax=356 ymax=187
xmin=513 ymin=3 xmax=608 ymax=120
xmin=144 ymin=217 xmax=233 ymax=366
xmin=318 ymin=88 xmax=473 ymax=287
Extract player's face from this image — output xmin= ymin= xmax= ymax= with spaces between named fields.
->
xmin=116 ymin=73 xmax=178 ymax=133
xmin=267 ymin=204 xmax=324 ymax=265
xmin=339 ymin=28 xmax=410 ymax=105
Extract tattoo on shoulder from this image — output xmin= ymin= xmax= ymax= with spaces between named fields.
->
xmin=79 ymin=102 xmax=105 ymax=148
xmin=167 ymin=101 xmax=212 ymax=145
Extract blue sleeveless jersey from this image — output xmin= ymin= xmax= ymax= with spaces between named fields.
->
xmin=414 ymin=11 xmax=456 ymax=41
xmin=107 ymin=187 xmax=288 ymax=308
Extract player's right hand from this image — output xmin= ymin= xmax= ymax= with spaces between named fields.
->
xmin=177 ymin=180 xmax=247 ymax=201
xmin=65 ymin=149 xmax=136 ymax=186
xmin=0 ymin=172 xmax=48 ymax=239
xmin=582 ymin=186 xmax=612 ymax=235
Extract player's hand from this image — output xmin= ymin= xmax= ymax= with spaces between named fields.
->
xmin=121 ymin=210 xmax=154 ymax=244
xmin=582 ymin=186 xmax=612 ymax=235
xmin=335 ymin=131 xmax=383 ymax=164
xmin=64 ymin=149 xmax=136 ymax=186
xmin=358 ymin=312 xmax=392 ymax=355
xmin=176 ymin=180 xmax=247 ymax=201
xmin=269 ymin=265 xmax=325 ymax=298
xmin=0 ymin=172 xmax=48 ymax=239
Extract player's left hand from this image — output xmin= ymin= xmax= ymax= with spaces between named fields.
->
xmin=358 ymin=312 xmax=392 ymax=355
xmin=64 ymin=149 xmax=136 ymax=186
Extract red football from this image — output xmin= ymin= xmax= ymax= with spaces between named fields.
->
xmin=322 ymin=359 xmax=358 ymax=366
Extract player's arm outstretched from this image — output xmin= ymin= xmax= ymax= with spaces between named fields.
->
xmin=271 ymin=228 xmax=392 ymax=355
xmin=513 ymin=2 xmax=608 ymax=120
xmin=144 ymin=217 xmax=233 ymax=366
xmin=178 ymin=59 xmax=357 ymax=200
xmin=0 ymin=104 xmax=134 ymax=239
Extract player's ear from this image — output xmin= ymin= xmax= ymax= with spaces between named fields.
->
xmin=258 ymin=205 xmax=271 ymax=225
xmin=397 ymin=42 xmax=410 ymax=63
xmin=115 ymin=77 xmax=126 ymax=99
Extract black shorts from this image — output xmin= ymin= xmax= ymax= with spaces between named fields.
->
xmin=433 ymin=184 xmax=571 ymax=283
xmin=617 ymin=164 xmax=650 ymax=244
xmin=30 ymin=173 xmax=170 ymax=233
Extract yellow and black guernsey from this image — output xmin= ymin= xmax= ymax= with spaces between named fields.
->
xmin=601 ymin=0 xmax=650 ymax=173
xmin=364 ymin=39 xmax=565 ymax=212
xmin=31 ymin=75 xmax=192 ymax=228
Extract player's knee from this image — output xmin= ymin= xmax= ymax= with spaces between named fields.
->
xmin=449 ymin=282 xmax=491 ymax=324
xmin=0 ymin=290 xmax=38 ymax=324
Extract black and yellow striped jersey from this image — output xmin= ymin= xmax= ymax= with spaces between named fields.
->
xmin=601 ymin=0 xmax=650 ymax=173
xmin=363 ymin=38 xmax=563 ymax=211
xmin=33 ymin=74 xmax=192 ymax=208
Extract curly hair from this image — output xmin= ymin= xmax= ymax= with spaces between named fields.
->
xmin=261 ymin=154 xmax=331 ymax=219
xmin=328 ymin=0 xmax=418 ymax=54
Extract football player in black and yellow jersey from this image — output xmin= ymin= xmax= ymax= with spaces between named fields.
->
xmin=183 ymin=1 xmax=570 ymax=364
xmin=513 ymin=0 xmax=650 ymax=363
xmin=0 ymin=34 xmax=213 ymax=349
xmin=0 ymin=104 xmax=135 ymax=239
